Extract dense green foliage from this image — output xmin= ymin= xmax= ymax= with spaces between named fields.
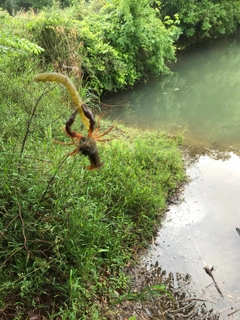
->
xmin=160 ymin=0 xmax=240 ymax=45
xmin=2 ymin=1 xmax=240 ymax=94
xmin=0 ymin=0 xmax=70 ymax=14
xmin=0 ymin=1 xmax=179 ymax=94
xmin=2 ymin=0 xmax=240 ymax=52
xmin=0 ymin=62 xmax=185 ymax=317
xmin=0 ymin=8 xmax=43 ymax=68
xmin=26 ymin=1 xmax=178 ymax=93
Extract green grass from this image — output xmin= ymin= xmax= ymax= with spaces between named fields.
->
xmin=0 ymin=68 xmax=186 ymax=319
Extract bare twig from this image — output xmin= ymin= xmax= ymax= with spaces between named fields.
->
xmin=172 ymin=300 xmax=196 ymax=313
xmin=0 ymin=247 xmax=24 ymax=269
xmin=0 ymin=215 xmax=18 ymax=239
xmin=40 ymin=154 xmax=69 ymax=203
xmin=169 ymin=297 xmax=215 ymax=318
xmin=11 ymin=266 xmax=43 ymax=285
xmin=19 ymin=84 xmax=57 ymax=170
xmin=184 ymin=297 xmax=215 ymax=304
xmin=204 ymin=266 xmax=224 ymax=298
xmin=16 ymin=199 xmax=31 ymax=259
xmin=227 ymin=307 xmax=240 ymax=316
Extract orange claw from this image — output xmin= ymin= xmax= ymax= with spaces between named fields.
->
xmin=56 ymin=110 xmax=113 ymax=170
xmin=34 ymin=73 xmax=114 ymax=170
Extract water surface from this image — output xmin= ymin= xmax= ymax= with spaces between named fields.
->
xmin=104 ymin=36 xmax=240 ymax=318
xmin=104 ymin=36 xmax=240 ymax=153
xmin=143 ymin=153 xmax=240 ymax=318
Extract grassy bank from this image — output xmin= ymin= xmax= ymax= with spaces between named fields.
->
xmin=0 ymin=69 xmax=186 ymax=319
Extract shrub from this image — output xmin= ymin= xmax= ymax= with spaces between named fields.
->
xmin=27 ymin=0 xmax=178 ymax=93
xmin=160 ymin=0 xmax=240 ymax=45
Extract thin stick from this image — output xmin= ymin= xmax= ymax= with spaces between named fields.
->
xmin=227 ymin=307 xmax=240 ymax=316
xmin=183 ymin=297 xmax=215 ymax=304
xmin=40 ymin=154 xmax=69 ymax=203
xmin=11 ymin=266 xmax=43 ymax=285
xmin=0 ymin=215 xmax=18 ymax=239
xmin=19 ymin=85 xmax=57 ymax=169
xmin=172 ymin=297 xmax=216 ymax=315
xmin=204 ymin=266 xmax=224 ymax=298
xmin=0 ymin=247 xmax=24 ymax=269
xmin=16 ymin=199 xmax=30 ymax=259
xmin=172 ymin=301 xmax=196 ymax=313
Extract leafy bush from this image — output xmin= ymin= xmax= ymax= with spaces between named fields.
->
xmin=160 ymin=0 xmax=240 ymax=45
xmin=26 ymin=0 xmax=179 ymax=94
xmin=0 ymin=8 xmax=43 ymax=71
xmin=80 ymin=0 xmax=178 ymax=91
xmin=0 ymin=33 xmax=43 ymax=55
xmin=0 ymin=0 xmax=71 ymax=15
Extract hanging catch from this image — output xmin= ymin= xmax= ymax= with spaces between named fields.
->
xmin=34 ymin=73 xmax=114 ymax=170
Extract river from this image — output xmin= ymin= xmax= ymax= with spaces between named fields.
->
xmin=103 ymin=36 xmax=240 ymax=319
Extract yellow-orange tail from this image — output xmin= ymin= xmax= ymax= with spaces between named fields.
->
xmin=34 ymin=73 xmax=94 ymax=132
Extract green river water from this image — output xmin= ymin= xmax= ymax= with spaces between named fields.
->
xmin=104 ymin=36 xmax=240 ymax=319
xmin=105 ymin=34 xmax=240 ymax=153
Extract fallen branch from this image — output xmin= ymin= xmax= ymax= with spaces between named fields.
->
xmin=184 ymin=297 xmax=215 ymax=304
xmin=172 ymin=300 xmax=196 ymax=313
xmin=204 ymin=266 xmax=224 ymax=298
xmin=227 ymin=307 xmax=240 ymax=316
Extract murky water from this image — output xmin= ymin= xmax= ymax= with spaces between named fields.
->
xmin=104 ymin=35 xmax=240 ymax=153
xmin=104 ymin=36 xmax=240 ymax=318
xmin=143 ymin=152 xmax=240 ymax=318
